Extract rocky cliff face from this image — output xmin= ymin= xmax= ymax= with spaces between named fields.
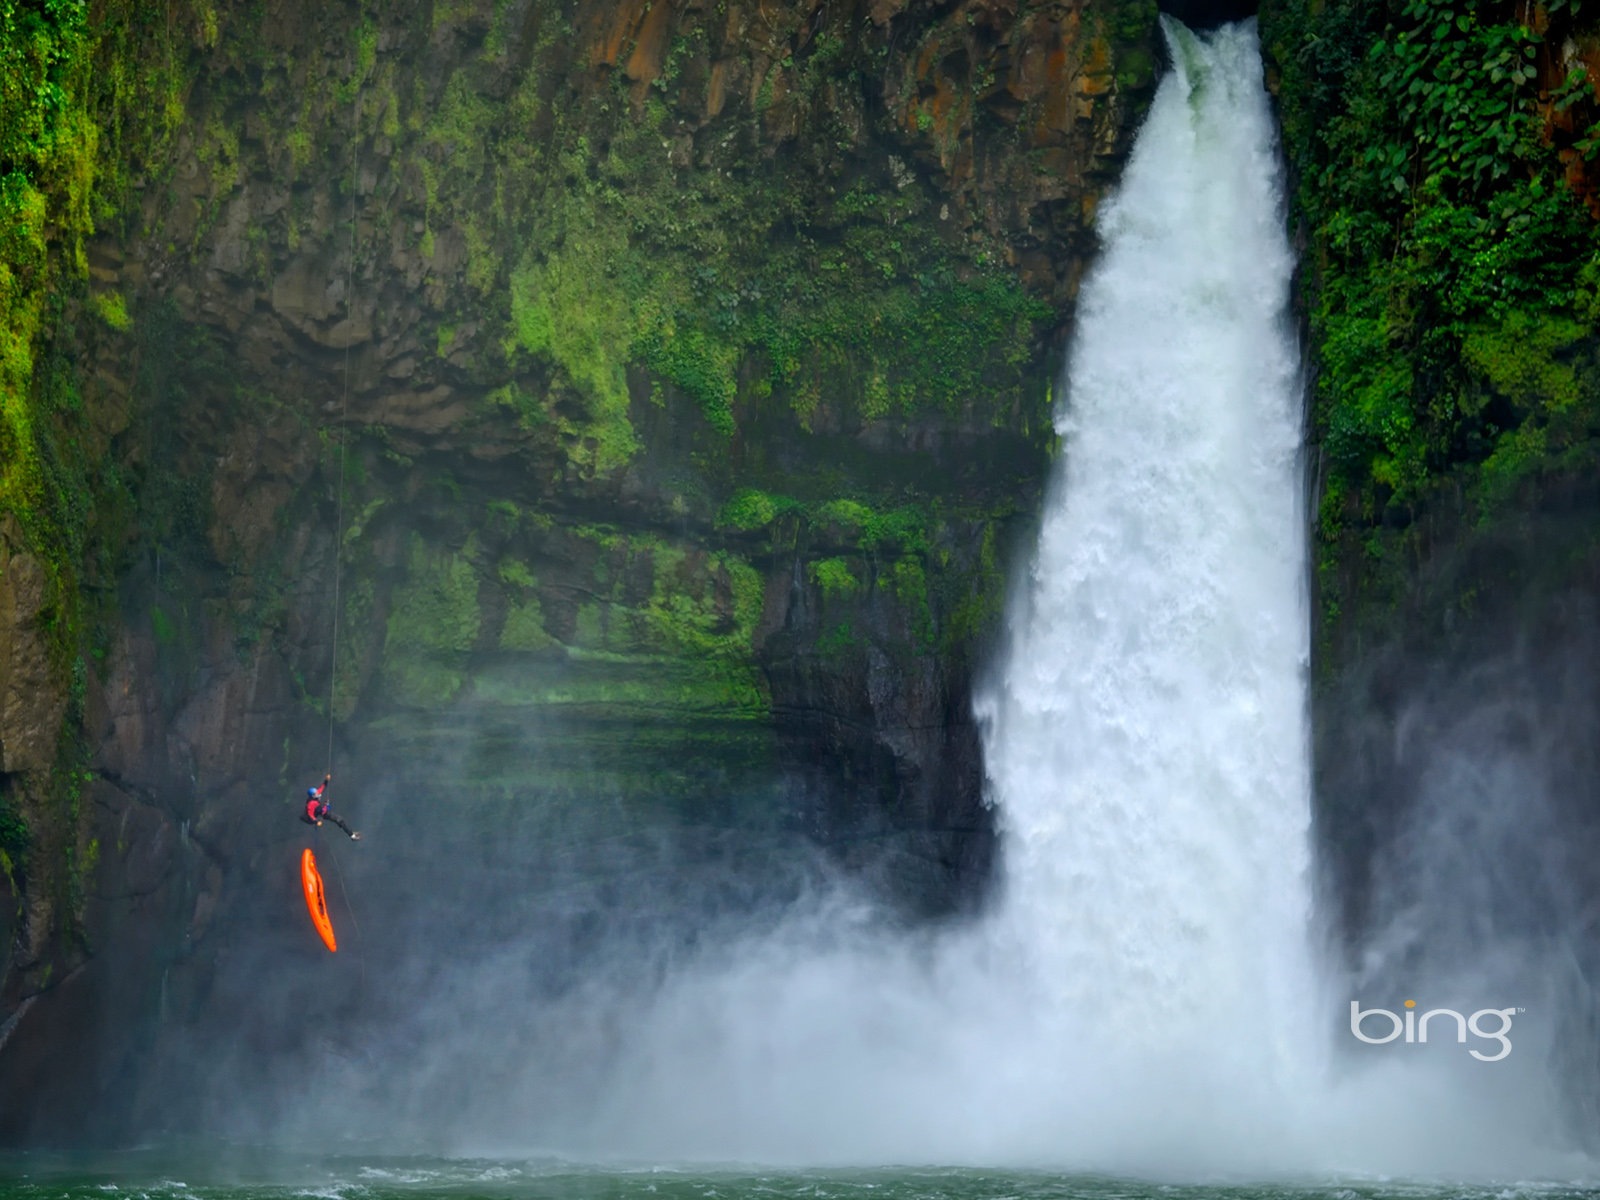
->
xmin=0 ymin=0 xmax=1158 ymax=1141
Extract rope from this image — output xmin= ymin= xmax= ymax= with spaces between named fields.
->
xmin=325 ymin=144 xmax=356 ymax=771
xmin=315 ymin=26 xmax=368 ymax=987
xmin=326 ymin=3 xmax=374 ymax=769
xmin=325 ymin=831 xmax=366 ymax=987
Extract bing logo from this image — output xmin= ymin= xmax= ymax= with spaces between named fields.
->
xmin=1349 ymin=999 xmax=1522 ymax=1062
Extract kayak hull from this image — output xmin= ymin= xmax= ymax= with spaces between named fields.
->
xmin=301 ymin=848 xmax=337 ymax=952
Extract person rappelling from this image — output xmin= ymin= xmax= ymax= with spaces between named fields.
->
xmin=301 ymin=773 xmax=361 ymax=840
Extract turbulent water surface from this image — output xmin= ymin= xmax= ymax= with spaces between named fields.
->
xmin=3 ymin=1160 xmax=1600 ymax=1200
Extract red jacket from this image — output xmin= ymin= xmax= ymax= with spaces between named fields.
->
xmin=304 ymin=780 xmax=328 ymax=823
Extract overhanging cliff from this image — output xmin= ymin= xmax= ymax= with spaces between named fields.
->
xmin=0 ymin=0 xmax=1159 ymax=1141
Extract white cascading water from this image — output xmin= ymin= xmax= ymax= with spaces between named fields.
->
xmin=972 ymin=14 xmax=1316 ymax=1114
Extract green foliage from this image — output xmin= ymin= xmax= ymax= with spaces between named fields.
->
xmin=490 ymin=529 xmax=766 ymax=716
xmin=635 ymin=548 xmax=763 ymax=661
xmin=87 ymin=0 xmax=212 ymax=226
xmin=149 ymin=605 xmax=175 ymax=645
xmin=89 ymin=288 xmax=129 ymax=329
xmin=814 ymin=498 xmax=874 ymax=531
xmin=0 ymin=0 xmax=207 ymax=693
xmin=1 ymin=0 xmax=90 ymax=543
xmin=435 ymin=322 xmax=458 ymax=358
xmin=497 ymin=556 xmax=536 ymax=589
xmin=499 ymin=596 xmax=555 ymax=652
xmin=332 ymin=576 xmax=374 ymax=721
xmin=1096 ymin=0 xmax=1162 ymax=91
xmin=889 ymin=555 xmax=934 ymax=648
xmin=1461 ymin=311 xmax=1585 ymax=412
xmin=943 ymin=520 xmax=1003 ymax=653
xmin=337 ymin=19 xmax=377 ymax=105
xmin=506 ymin=215 xmax=641 ymax=473
xmin=1474 ymin=419 xmax=1550 ymax=510
xmin=730 ymin=259 xmax=1048 ymax=426
xmin=0 ymin=2 xmax=85 ymax=171
xmin=1261 ymin=0 xmax=1600 ymax=650
xmin=808 ymin=557 xmax=859 ymax=598
xmin=572 ymin=601 xmax=604 ymax=648
xmin=816 ymin=622 xmax=858 ymax=657
xmin=0 ymin=797 xmax=28 ymax=870
xmin=634 ymin=316 xmax=737 ymax=435
xmin=716 ymin=488 xmax=798 ymax=532
xmin=859 ymin=505 xmax=929 ymax=554
xmin=1370 ymin=5 xmax=1541 ymax=196
xmin=809 ymin=497 xmax=929 ymax=553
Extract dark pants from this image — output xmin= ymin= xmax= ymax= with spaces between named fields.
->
xmin=302 ymin=811 xmax=356 ymax=837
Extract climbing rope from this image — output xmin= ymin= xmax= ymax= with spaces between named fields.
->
xmin=325 ymin=65 xmax=362 ymax=774
xmin=325 ymin=831 xmax=365 ymax=985
xmin=325 ymin=201 xmax=355 ymax=770
xmin=318 ymin=47 xmax=367 ymax=982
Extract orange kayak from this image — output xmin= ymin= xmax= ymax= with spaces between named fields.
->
xmin=301 ymin=848 xmax=337 ymax=952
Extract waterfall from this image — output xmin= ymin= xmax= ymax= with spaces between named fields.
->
xmin=972 ymin=16 xmax=1315 ymax=1105
xmin=960 ymin=20 xmax=1580 ymax=1175
xmin=447 ymin=20 xmax=1584 ymax=1178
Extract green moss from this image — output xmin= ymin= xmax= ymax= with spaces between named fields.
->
xmin=719 ymin=553 xmax=765 ymax=639
xmin=0 ymin=0 xmax=96 ymax=557
xmin=817 ymin=621 xmax=858 ymax=658
xmin=507 ymin=222 xmax=640 ymax=473
xmin=0 ymin=0 xmax=231 ymax=962
xmin=944 ymin=520 xmax=1003 ymax=653
xmin=90 ymin=290 xmax=130 ymax=330
xmin=473 ymin=656 xmax=765 ymax=717
xmin=149 ymin=606 xmax=175 ymax=645
xmin=426 ymin=69 xmax=494 ymax=164
xmin=716 ymin=488 xmax=793 ymax=532
xmin=808 ymin=557 xmax=859 ymax=598
xmin=572 ymin=601 xmax=605 ymax=649
xmin=342 ymin=497 xmax=384 ymax=547
xmin=194 ymin=115 xmax=240 ymax=237
xmin=381 ymin=533 xmax=482 ymax=706
xmin=497 ymin=556 xmax=536 ymax=589
xmin=816 ymin=498 xmax=874 ymax=530
xmin=634 ymin=315 xmax=737 ymax=435
xmin=461 ymin=35 xmax=1058 ymax=477
xmin=500 ymin=596 xmax=555 ymax=651
xmin=338 ymin=19 xmax=377 ymax=104
xmin=332 ymin=576 xmax=374 ymax=721
xmin=1461 ymin=311 xmax=1585 ymax=413
xmin=813 ymin=498 xmax=929 ymax=553
xmin=495 ymin=555 xmax=556 ymax=651
xmin=513 ymin=531 xmax=768 ymax=716
xmin=888 ymin=555 xmax=934 ymax=648
xmin=632 ymin=544 xmax=762 ymax=660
